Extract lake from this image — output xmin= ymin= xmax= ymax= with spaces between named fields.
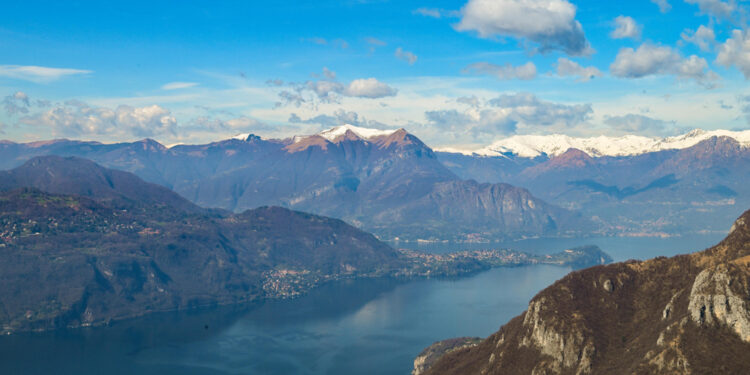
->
xmin=0 ymin=234 xmax=725 ymax=375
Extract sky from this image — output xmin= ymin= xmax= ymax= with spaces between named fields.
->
xmin=1 ymin=0 xmax=750 ymax=149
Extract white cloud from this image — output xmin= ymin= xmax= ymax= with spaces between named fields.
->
xmin=685 ymin=0 xmax=736 ymax=20
xmin=651 ymin=0 xmax=671 ymax=13
xmin=454 ymin=0 xmax=591 ymax=56
xmin=413 ymin=7 xmax=460 ymax=18
xmin=554 ymin=58 xmax=602 ymax=82
xmin=603 ymin=113 xmax=674 ymax=135
xmin=345 ymin=78 xmax=398 ymax=98
xmin=0 ymin=65 xmax=91 ymax=83
xmin=716 ymin=29 xmax=750 ymax=79
xmin=3 ymin=91 xmax=31 ymax=115
xmin=276 ymin=69 xmax=397 ymax=107
xmin=395 ymin=47 xmax=418 ymax=65
xmin=289 ymin=109 xmax=388 ymax=130
xmin=19 ymin=101 xmax=177 ymax=140
xmin=610 ymin=43 xmax=718 ymax=86
xmin=610 ymin=16 xmax=642 ymax=40
xmin=161 ymin=82 xmax=199 ymax=90
xmin=424 ymin=92 xmax=592 ymax=139
xmin=413 ymin=7 xmax=442 ymax=18
xmin=681 ymin=25 xmax=716 ymax=52
xmin=365 ymin=37 xmax=386 ymax=46
xmin=463 ymin=61 xmax=537 ymax=80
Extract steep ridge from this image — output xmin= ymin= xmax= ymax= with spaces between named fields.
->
xmin=423 ymin=210 xmax=750 ymax=374
xmin=0 ymin=158 xmax=405 ymax=333
xmin=0 ymin=126 xmax=585 ymax=241
xmin=0 ymin=155 xmax=205 ymax=214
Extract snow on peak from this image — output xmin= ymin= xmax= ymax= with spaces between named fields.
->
xmin=443 ymin=129 xmax=750 ymax=158
xmin=231 ymin=133 xmax=252 ymax=141
xmin=315 ymin=124 xmax=400 ymax=141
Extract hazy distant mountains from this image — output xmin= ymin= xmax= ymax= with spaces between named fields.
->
xmin=422 ymin=209 xmax=750 ymax=375
xmin=3 ymin=126 xmax=747 ymax=238
xmin=438 ymin=131 xmax=750 ymax=236
xmin=0 ymin=125 xmax=588 ymax=241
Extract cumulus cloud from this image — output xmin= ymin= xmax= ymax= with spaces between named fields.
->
xmin=3 ymin=91 xmax=31 ymax=115
xmin=716 ymin=29 xmax=750 ymax=79
xmin=554 ymin=58 xmax=602 ymax=82
xmin=289 ymin=109 xmax=388 ymax=129
xmin=604 ymin=114 xmax=674 ymax=135
xmin=424 ymin=93 xmax=591 ymax=139
xmin=456 ymin=95 xmax=481 ymax=108
xmin=18 ymin=101 xmax=177 ymax=139
xmin=345 ymin=78 xmax=398 ymax=98
xmin=161 ymin=82 xmax=199 ymax=90
xmin=610 ymin=16 xmax=642 ymax=40
xmin=395 ymin=47 xmax=418 ymax=65
xmin=685 ymin=0 xmax=736 ymax=20
xmin=651 ymin=0 xmax=671 ymax=13
xmin=185 ymin=115 xmax=273 ymax=134
xmin=463 ymin=61 xmax=537 ymax=80
xmin=0 ymin=65 xmax=91 ymax=83
xmin=454 ymin=0 xmax=591 ymax=56
xmin=610 ymin=43 xmax=718 ymax=86
xmin=275 ymin=69 xmax=397 ymax=107
xmin=681 ymin=25 xmax=716 ymax=52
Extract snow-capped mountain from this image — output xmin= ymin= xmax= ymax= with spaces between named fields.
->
xmin=438 ymin=129 xmax=750 ymax=158
xmin=314 ymin=124 xmax=400 ymax=141
xmin=231 ymin=124 xmax=401 ymax=144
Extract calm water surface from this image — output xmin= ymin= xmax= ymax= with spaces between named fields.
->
xmin=0 ymin=235 xmax=725 ymax=375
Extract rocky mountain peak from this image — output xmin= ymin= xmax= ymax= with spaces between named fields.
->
xmin=135 ymin=138 xmax=167 ymax=152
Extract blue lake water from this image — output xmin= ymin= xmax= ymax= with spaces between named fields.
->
xmin=0 ymin=234 xmax=725 ymax=375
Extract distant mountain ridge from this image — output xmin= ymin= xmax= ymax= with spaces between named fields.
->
xmin=0 ymin=125 xmax=589 ymax=241
xmin=438 ymin=135 xmax=750 ymax=236
xmin=437 ymin=129 xmax=750 ymax=158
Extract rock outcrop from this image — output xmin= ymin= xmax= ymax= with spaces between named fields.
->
xmin=422 ymin=209 xmax=750 ymax=374
xmin=412 ymin=337 xmax=481 ymax=375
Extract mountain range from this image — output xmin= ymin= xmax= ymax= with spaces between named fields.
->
xmin=420 ymin=209 xmax=750 ymax=374
xmin=0 ymin=125 xmax=589 ymax=242
xmin=2 ymin=126 xmax=748 ymax=238
xmin=438 ymin=131 xmax=750 ymax=236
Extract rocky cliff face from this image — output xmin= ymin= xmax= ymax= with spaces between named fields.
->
xmin=423 ymin=210 xmax=750 ymax=374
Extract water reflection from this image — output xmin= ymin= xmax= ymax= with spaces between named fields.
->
xmin=0 ymin=267 xmax=569 ymax=375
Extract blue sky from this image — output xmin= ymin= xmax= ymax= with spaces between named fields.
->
xmin=1 ymin=0 xmax=749 ymax=148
